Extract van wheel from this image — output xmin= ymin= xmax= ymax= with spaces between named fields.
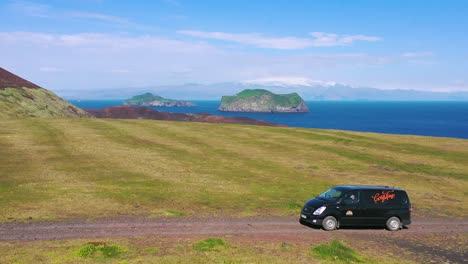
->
xmin=386 ymin=217 xmax=401 ymax=231
xmin=322 ymin=216 xmax=337 ymax=231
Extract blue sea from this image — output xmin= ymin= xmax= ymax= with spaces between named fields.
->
xmin=70 ymin=100 xmax=468 ymax=139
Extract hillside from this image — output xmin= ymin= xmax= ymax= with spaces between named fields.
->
xmin=219 ymin=89 xmax=309 ymax=112
xmin=0 ymin=118 xmax=466 ymax=222
xmin=125 ymin=93 xmax=196 ymax=107
xmin=0 ymin=67 xmax=90 ymax=118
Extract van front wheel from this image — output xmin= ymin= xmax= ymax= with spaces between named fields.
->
xmin=386 ymin=217 xmax=401 ymax=231
xmin=322 ymin=216 xmax=338 ymax=231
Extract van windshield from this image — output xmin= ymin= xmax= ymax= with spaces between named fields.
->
xmin=318 ymin=188 xmax=343 ymax=201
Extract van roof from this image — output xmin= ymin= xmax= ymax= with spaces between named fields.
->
xmin=333 ymin=185 xmax=405 ymax=191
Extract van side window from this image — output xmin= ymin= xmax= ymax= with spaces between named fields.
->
xmin=343 ymin=191 xmax=360 ymax=205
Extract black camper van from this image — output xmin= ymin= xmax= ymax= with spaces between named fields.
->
xmin=299 ymin=185 xmax=411 ymax=231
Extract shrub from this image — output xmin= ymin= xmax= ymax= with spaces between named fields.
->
xmin=76 ymin=243 xmax=124 ymax=258
xmin=77 ymin=244 xmax=97 ymax=258
xmin=99 ymin=244 xmax=123 ymax=258
xmin=193 ymin=238 xmax=227 ymax=252
xmin=311 ymin=240 xmax=362 ymax=263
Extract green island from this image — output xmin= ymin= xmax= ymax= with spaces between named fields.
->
xmin=125 ymin=93 xmax=196 ymax=107
xmin=218 ymin=89 xmax=310 ymax=112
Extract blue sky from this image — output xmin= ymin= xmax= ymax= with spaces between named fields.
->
xmin=1 ymin=0 xmax=468 ymax=96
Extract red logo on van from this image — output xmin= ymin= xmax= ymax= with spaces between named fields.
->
xmin=372 ymin=190 xmax=396 ymax=204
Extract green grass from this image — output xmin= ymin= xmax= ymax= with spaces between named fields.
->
xmin=0 ymin=118 xmax=467 ymax=221
xmin=145 ymin=247 xmax=161 ymax=254
xmin=312 ymin=240 xmax=362 ymax=263
xmin=236 ymin=89 xmax=274 ymax=98
xmin=0 ymin=237 xmax=417 ymax=264
xmin=193 ymin=238 xmax=228 ymax=252
xmin=76 ymin=243 xmax=125 ymax=259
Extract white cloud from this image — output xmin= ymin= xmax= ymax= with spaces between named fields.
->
xmin=67 ymin=11 xmax=129 ymax=24
xmin=109 ymin=69 xmax=133 ymax=74
xmin=0 ymin=32 xmax=215 ymax=51
xmin=309 ymin=32 xmax=381 ymax=46
xmin=7 ymin=1 xmax=154 ymax=31
xmin=0 ymin=32 xmax=391 ymax=85
xmin=177 ymin=30 xmax=382 ymax=49
xmin=66 ymin=11 xmax=158 ymax=31
xmin=243 ymin=76 xmax=336 ymax=87
xmin=401 ymin=52 xmax=434 ymax=58
xmin=1 ymin=31 xmax=455 ymax=95
xmin=39 ymin=67 xmax=64 ymax=72
xmin=407 ymin=60 xmax=438 ymax=65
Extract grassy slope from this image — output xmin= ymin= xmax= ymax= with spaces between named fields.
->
xmin=0 ymin=118 xmax=467 ymax=222
xmin=0 ymin=87 xmax=90 ymax=118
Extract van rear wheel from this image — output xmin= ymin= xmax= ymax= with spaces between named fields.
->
xmin=386 ymin=217 xmax=401 ymax=231
xmin=322 ymin=216 xmax=337 ymax=231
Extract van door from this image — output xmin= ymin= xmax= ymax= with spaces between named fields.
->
xmin=338 ymin=191 xmax=365 ymax=226
xmin=362 ymin=189 xmax=396 ymax=225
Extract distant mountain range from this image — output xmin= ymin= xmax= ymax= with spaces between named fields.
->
xmin=59 ymin=81 xmax=468 ymax=101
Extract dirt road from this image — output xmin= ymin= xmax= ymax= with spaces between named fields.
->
xmin=0 ymin=217 xmax=466 ymax=241
xmin=1 ymin=217 xmax=467 ymax=263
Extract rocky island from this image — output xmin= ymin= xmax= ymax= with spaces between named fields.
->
xmin=218 ymin=89 xmax=309 ymax=113
xmin=125 ymin=93 xmax=196 ymax=107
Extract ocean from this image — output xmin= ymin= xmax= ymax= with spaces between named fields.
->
xmin=69 ymin=100 xmax=468 ymax=139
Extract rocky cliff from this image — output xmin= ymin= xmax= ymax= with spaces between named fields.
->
xmin=218 ymin=89 xmax=309 ymax=113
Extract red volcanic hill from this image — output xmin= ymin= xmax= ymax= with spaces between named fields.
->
xmin=0 ymin=67 xmax=90 ymax=118
xmin=86 ymin=106 xmax=285 ymax=127
xmin=0 ymin=67 xmax=42 ymax=89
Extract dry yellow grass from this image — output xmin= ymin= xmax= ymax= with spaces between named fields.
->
xmin=0 ymin=118 xmax=467 ymax=222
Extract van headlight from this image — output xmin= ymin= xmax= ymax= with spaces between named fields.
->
xmin=313 ymin=206 xmax=326 ymax=215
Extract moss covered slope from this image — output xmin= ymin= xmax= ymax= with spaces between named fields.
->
xmin=0 ymin=87 xmax=91 ymax=118
xmin=0 ymin=67 xmax=90 ymax=118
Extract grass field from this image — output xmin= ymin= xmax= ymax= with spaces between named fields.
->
xmin=0 ymin=118 xmax=467 ymax=222
xmin=0 ymin=237 xmax=415 ymax=264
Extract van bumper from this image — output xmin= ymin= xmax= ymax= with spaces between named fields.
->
xmin=299 ymin=215 xmax=323 ymax=227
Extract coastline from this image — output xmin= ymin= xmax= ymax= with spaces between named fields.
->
xmin=69 ymin=100 xmax=468 ymax=139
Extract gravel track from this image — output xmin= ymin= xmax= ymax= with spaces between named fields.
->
xmin=1 ymin=217 xmax=466 ymax=242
